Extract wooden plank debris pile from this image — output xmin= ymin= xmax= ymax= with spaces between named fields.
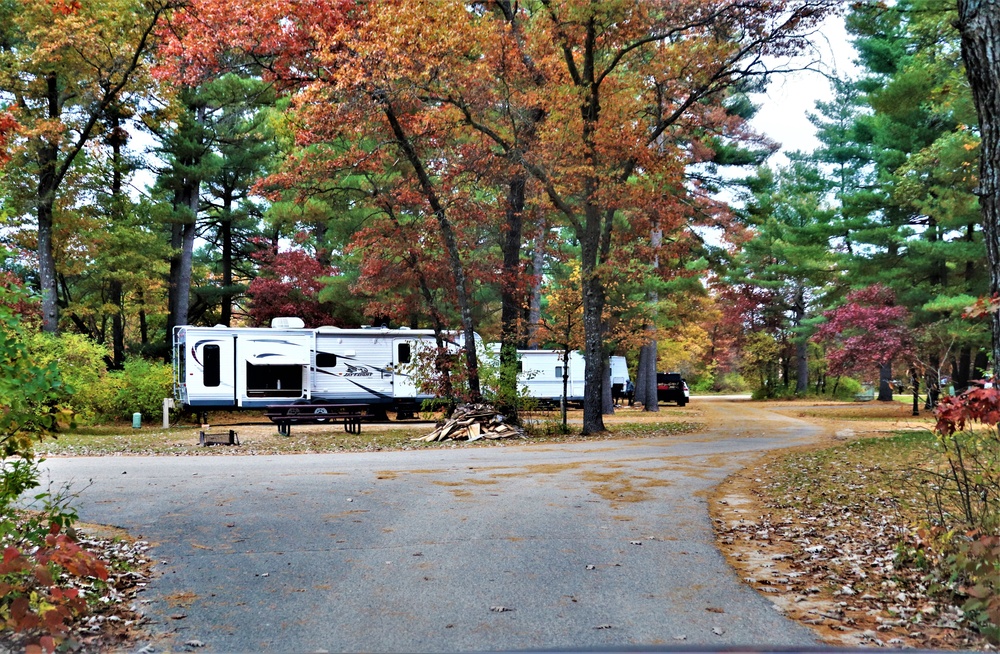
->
xmin=412 ymin=403 xmax=525 ymax=442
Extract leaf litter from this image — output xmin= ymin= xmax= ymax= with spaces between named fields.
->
xmin=712 ymin=422 xmax=994 ymax=651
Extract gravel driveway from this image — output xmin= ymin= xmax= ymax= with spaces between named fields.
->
xmin=40 ymin=398 xmax=825 ymax=652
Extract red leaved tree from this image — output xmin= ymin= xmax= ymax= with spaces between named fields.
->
xmin=245 ymin=247 xmax=338 ymax=328
xmin=813 ymin=284 xmax=914 ymax=401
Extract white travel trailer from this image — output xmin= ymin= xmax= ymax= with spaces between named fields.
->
xmin=173 ymin=320 xmax=467 ymax=417
xmin=487 ymin=347 xmax=587 ymax=405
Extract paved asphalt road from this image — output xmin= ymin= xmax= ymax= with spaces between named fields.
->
xmin=40 ymin=398 xmax=825 ymax=652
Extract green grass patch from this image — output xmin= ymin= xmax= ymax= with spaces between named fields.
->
xmin=766 ymin=430 xmax=936 ymax=511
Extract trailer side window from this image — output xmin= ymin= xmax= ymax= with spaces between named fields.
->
xmin=517 ymin=361 xmax=523 ymax=373
xmin=203 ymin=344 xmax=221 ymax=387
xmin=555 ymin=366 xmax=563 ymax=378
xmin=316 ymin=352 xmax=337 ymax=368
xmin=397 ymin=343 xmax=411 ymax=364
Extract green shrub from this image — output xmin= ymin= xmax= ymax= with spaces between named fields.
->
xmin=22 ymin=332 xmax=109 ymax=421
xmin=831 ymin=376 xmax=862 ymax=401
xmin=97 ymin=358 xmax=174 ymax=422
xmin=716 ymin=372 xmax=748 ymax=393
xmin=1 ymin=285 xmax=107 ymax=652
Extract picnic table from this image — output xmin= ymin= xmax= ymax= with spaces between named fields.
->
xmin=265 ymin=403 xmax=369 ymax=436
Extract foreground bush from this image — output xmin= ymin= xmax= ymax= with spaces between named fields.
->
xmin=1 ymin=286 xmax=109 ymax=652
xmin=927 ymin=388 xmax=1000 ymax=642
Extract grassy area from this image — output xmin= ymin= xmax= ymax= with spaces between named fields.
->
xmin=33 ymin=415 xmax=701 ymax=456
xmin=787 ymin=401 xmax=937 ymax=424
xmin=766 ymin=430 xmax=937 ymax=513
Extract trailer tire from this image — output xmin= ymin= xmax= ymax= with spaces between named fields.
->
xmin=288 ymin=399 xmax=312 ymax=423
xmin=309 ymin=400 xmax=330 ymax=423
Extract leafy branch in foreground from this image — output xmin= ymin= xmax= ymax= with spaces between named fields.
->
xmin=0 ymin=283 xmax=110 ymax=653
xmin=925 ymin=387 xmax=1000 ymax=642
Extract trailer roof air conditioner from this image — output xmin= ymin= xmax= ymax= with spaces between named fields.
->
xmin=271 ymin=317 xmax=305 ymax=329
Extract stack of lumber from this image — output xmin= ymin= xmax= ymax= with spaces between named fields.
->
xmin=412 ymin=403 xmax=525 ymax=442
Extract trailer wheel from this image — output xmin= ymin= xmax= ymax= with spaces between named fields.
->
xmin=288 ymin=399 xmax=312 ymax=423
xmin=311 ymin=401 xmax=330 ymax=423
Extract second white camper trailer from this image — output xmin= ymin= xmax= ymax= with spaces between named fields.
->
xmin=487 ymin=347 xmax=586 ymax=405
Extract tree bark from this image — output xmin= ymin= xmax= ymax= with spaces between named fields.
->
xmin=635 ymin=340 xmax=658 ymax=410
xmin=38 ymin=73 xmax=60 ymax=333
xmin=878 ymin=359 xmax=894 ymax=402
xmin=107 ymin=107 xmax=126 ymax=368
xmin=498 ymin=176 xmax=527 ymax=420
xmin=638 ymin=225 xmax=661 ymax=412
xmin=220 ymin=187 xmax=234 ymax=327
xmin=527 ymin=219 xmax=546 ymax=349
xmin=601 ymin=356 xmax=614 ymax=414
xmin=955 ymin=345 xmax=972 ymax=392
xmin=958 ymin=0 xmax=1000 ymax=375
xmin=794 ymin=283 xmax=808 ymax=394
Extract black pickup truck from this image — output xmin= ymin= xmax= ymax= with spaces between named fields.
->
xmin=656 ymin=372 xmax=689 ymax=406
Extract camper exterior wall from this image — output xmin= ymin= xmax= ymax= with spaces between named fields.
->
xmin=312 ymin=329 xmax=449 ymax=409
xmin=173 ymin=325 xmax=465 ymax=412
xmin=484 ymin=347 xmax=586 ymax=404
xmin=174 ymin=326 xmax=313 ymax=409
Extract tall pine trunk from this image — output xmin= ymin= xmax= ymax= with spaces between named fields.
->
xmin=958 ymin=1 xmax=1000 ymax=375
xmin=794 ymin=284 xmax=808 ymax=395
xmin=580 ymin=206 xmax=606 ymax=434
xmin=221 ymin=195 xmax=233 ymax=327
xmin=637 ymin=225 xmax=660 ymax=411
xmin=108 ymin=108 xmax=126 ymax=368
xmin=527 ymin=220 xmax=546 ymax=349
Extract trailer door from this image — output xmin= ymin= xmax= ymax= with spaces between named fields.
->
xmin=392 ymin=339 xmax=417 ymax=398
xmin=187 ymin=335 xmax=237 ymax=407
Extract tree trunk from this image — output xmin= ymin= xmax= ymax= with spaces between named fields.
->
xmin=580 ymin=196 xmax=606 ymax=434
xmin=956 ymin=345 xmax=972 ymax=392
xmin=175 ymin=216 xmax=198 ymax=328
xmin=796 ymin=339 xmax=809 ymax=395
xmin=639 ymin=226 xmax=661 ymax=412
xmin=164 ymin=195 xmax=198 ymax=359
xmin=878 ymin=360 xmax=894 ymax=401
xmin=498 ymin=177 xmax=526 ymax=421
xmin=109 ymin=108 xmax=126 ymax=368
xmin=635 ymin=339 xmax=658 ymax=409
xmin=163 ymin=102 xmax=206 ymax=360
xmin=38 ymin=74 xmax=60 ymax=333
xmin=794 ymin=284 xmax=808 ymax=394
xmin=527 ymin=219 xmax=546 ymax=349
xmin=220 ymin=184 xmax=234 ymax=327
xmin=601 ymin=356 xmax=614 ymax=415
xmin=958 ymin=0 xmax=1000 ymax=376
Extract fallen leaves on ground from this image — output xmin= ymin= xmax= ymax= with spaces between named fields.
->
xmin=0 ymin=521 xmax=155 ymax=653
xmin=713 ymin=432 xmax=993 ymax=650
